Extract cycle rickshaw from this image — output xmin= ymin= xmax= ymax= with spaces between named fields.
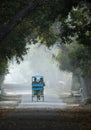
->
xmin=32 ymin=75 xmax=45 ymax=102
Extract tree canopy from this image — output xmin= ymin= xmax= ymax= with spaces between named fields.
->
xmin=0 ymin=0 xmax=91 ymax=79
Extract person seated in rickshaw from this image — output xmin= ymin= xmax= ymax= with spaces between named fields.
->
xmin=32 ymin=77 xmax=36 ymax=84
xmin=32 ymin=76 xmax=45 ymax=97
xmin=36 ymin=77 xmax=45 ymax=98
xmin=38 ymin=78 xmax=45 ymax=96
xmin=40 ymin=77 xmax=45 ymax=86
xmin=32 ymin=77 xmax=36 ymax=95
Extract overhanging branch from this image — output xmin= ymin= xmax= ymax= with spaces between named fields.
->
xmin=0 ymin=0 xmax=39 ymax=42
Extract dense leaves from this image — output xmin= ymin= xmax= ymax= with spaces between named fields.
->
xmin=54 ymin=2 xmax=91 ymax=93
xmin=0 ymin=0 xmax=91 ymax=88
xmin=0 ymin=0 xmax=31 ymax=26
xmin=60 ymin=5 xmax=91 ymax=47
xmin=0 ymin=0 xmax=77 ymax=66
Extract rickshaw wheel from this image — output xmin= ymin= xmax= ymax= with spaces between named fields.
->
xmin=37 ymin=95 xmax=40 ymax=102
xmin=32 ymin=95 xmax=34 ymax=102
xmin=42 ymin=96 xmax=44 ymax=102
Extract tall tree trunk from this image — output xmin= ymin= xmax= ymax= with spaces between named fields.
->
xmin=0 ymin=75 xmax=5 ymax=97
xmin=79 ymin=76 xmax=88 ymax=99
xmin=71 ymin=73 xmax=81 ymax=91
xmin=71 ymin=73 xmax=89 ymax=98
xmin=71 ymin=73 xmax=90 ymax=103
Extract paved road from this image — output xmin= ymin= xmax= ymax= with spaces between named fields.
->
xmin=0 ymin=84 xmax=91 ymax=130
xmin=17 ymin=94 xmax=67 ymax=109
xmin=1 ymin=83 xmax=68 ymax=109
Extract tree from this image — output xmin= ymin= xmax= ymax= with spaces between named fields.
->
xmin=0 ymin=0 xmax=91 ymax=85
xmin=0 ymin=0 xmax=80 ymax=76
xmin=60 ymin=4 xmax=91 ymax=48
xmin=0 ymin=0 xmax=90 ymax=62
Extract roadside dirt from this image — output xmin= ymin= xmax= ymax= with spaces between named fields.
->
xmin=0 ymin=106 xmax=91 ymax=130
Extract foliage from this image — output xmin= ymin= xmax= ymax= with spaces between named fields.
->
xmin=0 ymin=0 xmax=31 ymax=26
xmin=0 ymin=59 xmax=8 ymax=75
xmin=55 ymin=45 xmax=72 ymax=72
xmin=56 ymin=42 xmax=91 ymax=93
xmin=0 ymin=0 xmax=91 ymax=77
xmin=0 ymin=0 xmax=78 ymax=75
xmin=60 ymin=5 xmax=91 ymax=47
xmin=68 ymin=44 xmax=91 ymax=76
xmin=55 ymin=2 xmax=91 ymax=91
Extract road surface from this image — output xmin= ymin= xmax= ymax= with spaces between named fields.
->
xmin=0 ymin=108 xmax=91 ymax=130
xmin=0 ymin=84 xmax=91 ymax=130
xmin=17 ymin=94 xmax=67 ymax=109
xmin=1 ymin=83 xmax=68 ymax=109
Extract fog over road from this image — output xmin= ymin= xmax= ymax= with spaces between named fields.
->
xmin=1 ymin=83 xmax=67 ymax=109
xmin=17 ymin=94 xmax=67 ymax=109
xmin=1 ymin=44 xmax=72 ymax=109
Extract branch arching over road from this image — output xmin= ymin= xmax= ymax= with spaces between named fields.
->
xmin=0 ymin=0 xmax=39 ymax=42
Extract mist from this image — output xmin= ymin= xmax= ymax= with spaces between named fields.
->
xmin=4 ymin=43 xmax=72 ymax=95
